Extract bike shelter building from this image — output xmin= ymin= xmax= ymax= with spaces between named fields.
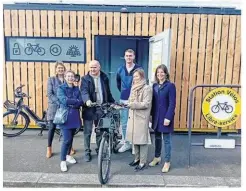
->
xmin=3 ymin=0 xmax=241 ymax=132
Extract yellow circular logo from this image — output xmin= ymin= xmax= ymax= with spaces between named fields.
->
xmin=202 ymin=87 xmax=241 ymax=127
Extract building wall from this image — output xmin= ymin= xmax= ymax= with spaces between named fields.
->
xmin=3 ymin=7 xmax=241 ymax=132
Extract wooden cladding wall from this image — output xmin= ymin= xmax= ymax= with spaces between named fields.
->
xmin=3 ymin=10 xmax=241 ymax=131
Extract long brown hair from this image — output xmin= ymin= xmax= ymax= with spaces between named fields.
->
xmin=154 ymin=64 xmax=170 ymax=83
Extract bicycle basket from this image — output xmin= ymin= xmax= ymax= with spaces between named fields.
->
xmin=3 ymin=100 xmax=17 ymax=110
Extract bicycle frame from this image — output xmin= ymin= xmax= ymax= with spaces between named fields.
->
xmin=12 ymin=97 xmax=46 ymax=127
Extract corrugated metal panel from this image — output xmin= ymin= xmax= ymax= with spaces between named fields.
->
xmin=9 ymin=0 xmax=241 ymax=9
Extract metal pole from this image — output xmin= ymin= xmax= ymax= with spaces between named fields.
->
xmin=217 ymin=127 xmax=222 ymax=138
xmin=188 ymin=87 xmax=195 ymax=168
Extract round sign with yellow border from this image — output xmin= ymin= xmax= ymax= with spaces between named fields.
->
xmin=202 ymin=87 xmax=241 ymax=127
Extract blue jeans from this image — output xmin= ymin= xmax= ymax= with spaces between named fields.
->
xmin=120 ymin=100 xmax=129 ymax=141
xmin=155 ymin=132 xmax=172 ymax=162
xmin=60 ymin=128 xmax=76 ymax=161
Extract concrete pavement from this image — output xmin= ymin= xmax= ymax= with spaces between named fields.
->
xmin=3 ymin=130 xmax=241 ymax=187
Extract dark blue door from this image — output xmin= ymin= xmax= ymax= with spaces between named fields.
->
xmin=95 ymin=36 xmax=149 ymax=101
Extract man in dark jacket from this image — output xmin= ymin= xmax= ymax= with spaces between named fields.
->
xmin=80 ymin=60 xmax=115 ymax=162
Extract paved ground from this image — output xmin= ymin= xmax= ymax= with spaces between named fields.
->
xmin=3 ymin=130 xmax=241 ymax=187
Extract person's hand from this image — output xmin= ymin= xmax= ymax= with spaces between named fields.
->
xmin=163 ymin=118 xmax=170 ymax=126
xmin=86 ymin=100 xmax=92 ymax=107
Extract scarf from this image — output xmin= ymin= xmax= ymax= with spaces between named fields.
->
xmin=129 ymin=79 xmax=146 ymax=103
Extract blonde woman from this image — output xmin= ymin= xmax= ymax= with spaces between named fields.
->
xmin=126 ymin=68 xmax=152 ymax=172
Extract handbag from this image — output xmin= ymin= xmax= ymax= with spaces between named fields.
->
xmin=53 ymin=107 xmax=69 ymax=125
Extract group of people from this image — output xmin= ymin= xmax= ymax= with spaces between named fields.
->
xmin=45 ymin=49 xmax=176 ymax=173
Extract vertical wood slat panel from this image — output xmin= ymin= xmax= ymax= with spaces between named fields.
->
xmin=3 ymin=10 xmax=10 ymax=123
xmin=77 ymin=11 xmax=85 ymax=76
xmin=84 ymin=12 xmax=91 ymax=74
xmin=48 ymin=10 xmax=55 ymax=76
xmin=180 ymin=14 xmax=193 ymax=130
xmin=11 ymin=10 xmax=22 ymax=124
xmin=219 ymin=15 xmax=230 ymax=130
xmin=121 ymin=13 xmax=127 ymax=35
xmin=33 ymin=10 xmax=43 ymax=120
xmin=26 ymin=10 xmax=36 ymax=125
xmin=194 ymin=14 xmax=208 ymax=129
xmin=149 ymin=13 xmax=157 ymax=36
xmin=188 ymin=14 xmax=200 ymax=129
xmin=142 ymin=13 xmax=149 ymax=36
xmin=201 ymin=15 xmax=215 ymax=129
xmin=4 ymin=10 xmax=13 ymax=124
xmin=128 ymin=13 xmax=135 ymax=36
xmin=233 ymin=16 xmax=241 ymax=130
xmin=211 ymin=15 xmax=222 ymax=84
xmin=41 ymin=10 xmax=49 ymax=111
xmin=226 ymin=16 xmax=237 ymax=130
xmin=62 ymin=11 xmax=71 ymax=70
xmin=106 ymin=12 xmax=113 ymax=35
xmin=169 ymin=14 xmax=178 ymax=128
xmin=113 ymin=12 xmax=120 ymax=35
xmin=164 ymin=13 xmax=171 ymax=30
xmin=70 ymin=11 xmax=78 ymax=73
xmin=174 ymin=14 xmax=185 ymax=129
xmin=218 ymin=15 xmax=230 ymax=85
xmin=92 ymin=12 xmax=98 ymax=61
xmin=135 ymin=13 xmax=142 ymax=36
xmin=156 ymin=13 xmax=164 ymax=33
xmin=169 ymin=14 xmax=178 ymax=83
xmin=99 ymin=12 xmax=106 ymax=35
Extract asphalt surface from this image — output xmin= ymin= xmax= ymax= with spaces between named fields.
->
xmin=3 ymin=130 xmax=241 ymax=187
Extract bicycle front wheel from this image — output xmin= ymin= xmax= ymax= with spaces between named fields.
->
xmin=98 ymin=132 xmax=111 ymax=184
xmin=3 ymin=111 xmax=29 ymax=137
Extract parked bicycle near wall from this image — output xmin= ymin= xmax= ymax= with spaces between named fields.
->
xmin=91 ymin=102 xmax=127 ymax=184
xmin=3 ymin=84 xmax=81 ymax=137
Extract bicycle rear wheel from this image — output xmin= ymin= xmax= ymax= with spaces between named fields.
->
xmin=98 ymin=132 xmax=111 ymax=184
xmin=3 ymin=111 xmax=29 ymax=137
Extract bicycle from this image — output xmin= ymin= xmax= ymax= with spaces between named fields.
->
xmin=92 ymin=102 xmax=127 ymax=184
xmin=211 ymin=101 xmax=234 ymax=114
xmin=24 ymin=43 xmax=45 ymax=56
xmin=3 ymin=84 xmax=81 ymax=137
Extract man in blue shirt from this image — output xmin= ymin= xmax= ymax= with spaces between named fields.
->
xmin=116 ymin=49 xmax=142 ymax=153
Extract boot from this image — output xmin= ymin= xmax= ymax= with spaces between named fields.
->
xmin=70 ymin=147 xmax=76 ymax=155
xmin=46 ymin=147 xmax=52 ymax=158
xmin=162 ymin=162 xmax=171 ymax=173
xmin=149 ymin=157 xmax=161 ymax=167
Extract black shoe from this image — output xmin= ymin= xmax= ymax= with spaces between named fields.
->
xmin=129 ymin=160 xmax=140 ymax=167
xmin=84 ymin=153 xmax=91 ymax=162
xmin=134 ymin=164 xmax=146 ymax=172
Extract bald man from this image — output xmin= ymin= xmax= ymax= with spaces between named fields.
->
xmin=80 ymin=60 xmax=115 ymax=162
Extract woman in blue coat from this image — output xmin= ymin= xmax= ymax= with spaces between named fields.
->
xmin=149 ymin=64 xmax=176 ymax=173
xmin=56 ymin=70 xmax=83 ymax=172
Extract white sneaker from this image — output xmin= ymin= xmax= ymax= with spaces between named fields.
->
xmin=60 ymin=161 xmax=67 ymax=172
xmin=118 ymin=142 xmax=131 ymax=153
xmin=66 ymin=155 xmax=77 ymax=164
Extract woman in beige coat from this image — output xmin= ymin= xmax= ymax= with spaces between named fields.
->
xmin=126 ymin=68 xmax=152 ymax=172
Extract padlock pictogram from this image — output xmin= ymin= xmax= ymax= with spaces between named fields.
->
xmin=13 ymin=43 xmax=21 ymax=55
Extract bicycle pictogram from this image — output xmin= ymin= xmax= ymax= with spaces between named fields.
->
xmin=24 ymin=43 xmax=45 ymax=56
xmin=211 ymin=101 xmax=233 ymax=114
